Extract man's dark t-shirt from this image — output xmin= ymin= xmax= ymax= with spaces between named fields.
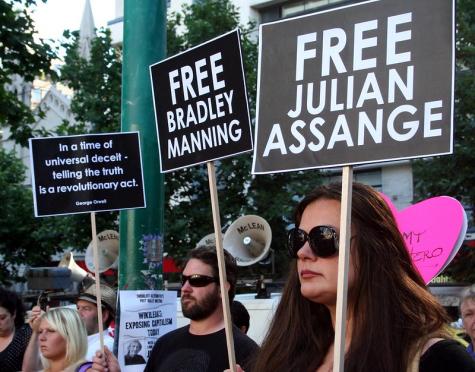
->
xmin=144 ymin=325 xmax=259 ymax=372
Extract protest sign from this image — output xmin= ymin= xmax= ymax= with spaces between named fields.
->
xmin=252 ymin=0 xmax=455 ymax=174
xmin=29 ymin=132 xmax=145 ymax=217
xmin=118 ymin=290 xmax=177 ymax=372
xmin=381 ymin=194 xmax=467 ymax=284
xmin=150 ymin=28 xmax=253 ymax=173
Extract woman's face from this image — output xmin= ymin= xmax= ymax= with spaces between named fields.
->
xmin=0 ymin=306 xmax=15 ymax=337
xmin=38 ymin=319 xmax=67 ymax=361
xmin=296 ymin=198 xmax=356 ymax=307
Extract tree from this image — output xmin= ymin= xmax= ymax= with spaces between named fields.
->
xmin=413 ymin=0 xmax=475 ymax=282
xmin=413 ymin=0 xmax=475 ymax=224
xmin=57 ymin=28 xmax=122 ymax=135
xmin=0 ymin=0 xmax=56 ymax=146
xmin=0 ymin=149 xmax=55 ymax=284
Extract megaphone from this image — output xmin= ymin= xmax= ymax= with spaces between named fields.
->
xmin=85 ymin=230 xmax=119 ymax=273
xmin=58 ymin=252 xmax=90 ymax=282
xmin=223 ymin=215 xmax=272 ymax=266
xmin=196 ymin=232 xmax=217 ymax=247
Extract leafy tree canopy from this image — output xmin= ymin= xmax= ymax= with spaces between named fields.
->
xmin=0 ymin=0 xmax=56 ymax=146
xmin=414 ymin=0 xmax=475 ymax=224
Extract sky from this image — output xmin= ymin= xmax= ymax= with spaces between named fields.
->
xmin=31 ymin=0 xmax=116 ymax=41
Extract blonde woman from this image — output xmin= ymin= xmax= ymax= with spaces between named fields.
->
xmin=23 ymin=307 xmax=91 ymax=372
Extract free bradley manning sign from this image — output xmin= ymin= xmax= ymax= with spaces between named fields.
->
xmin=252 ymin=0 xmax=455 ymax=174
xmin=150 ymin=29 xmax=253 ymax=173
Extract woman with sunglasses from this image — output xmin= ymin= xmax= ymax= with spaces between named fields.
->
xmin=251 ymin=182 xmax=475 ymax=372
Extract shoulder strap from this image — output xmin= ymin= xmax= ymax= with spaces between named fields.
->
xmin=76 ymin=362 xmax=93 ymax=372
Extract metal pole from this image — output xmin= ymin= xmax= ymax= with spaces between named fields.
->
xmin=119 ymin=0 xmax=167 ymax=290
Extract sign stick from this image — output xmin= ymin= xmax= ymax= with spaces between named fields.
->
xmin=90 ymin=211 xmax=105 ymax=351
xmin=207 ymin=161 xmax=237 ymax=372
xmin=333 ymin=165 xmax=353 ymax=372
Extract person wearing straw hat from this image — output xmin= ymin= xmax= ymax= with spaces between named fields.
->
xmin=76 ymin=282 xmax=116 ymax=361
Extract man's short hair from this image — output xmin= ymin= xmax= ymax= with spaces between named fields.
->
xmin=231 ymin=300 xmax=250 ymax=333
xmin=185 ymin=245 xmax=238 ymax=301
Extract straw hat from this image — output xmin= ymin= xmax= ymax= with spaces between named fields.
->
xmin=77 ymin=282 xmax=117 ymax=316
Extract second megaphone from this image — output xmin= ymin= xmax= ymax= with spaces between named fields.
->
xmin=85 ymin=230 xmax=119 ymax=273
xmin=223 ymin=215 xmax=272 ymax=266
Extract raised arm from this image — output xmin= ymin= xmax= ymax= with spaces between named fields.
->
xmin=21 ymin=306 xmax=44 ymax=372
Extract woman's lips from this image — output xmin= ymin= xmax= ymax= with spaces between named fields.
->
xmin=300 ymin=269 xmax=321 ymax=278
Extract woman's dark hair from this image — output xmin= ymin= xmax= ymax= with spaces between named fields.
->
xmin=253 ymin=182 xmax=448 ymax=372
xmin=0 ymin=287 xmax=26 ymax=328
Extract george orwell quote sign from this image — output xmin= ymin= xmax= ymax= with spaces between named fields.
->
xmin=150 ymin=29 xmax=253 ymax=173
xmin=29 ymin=132 xmax=146 ymax=217
xmin=252 ymin=0 xmax=455 ymax=174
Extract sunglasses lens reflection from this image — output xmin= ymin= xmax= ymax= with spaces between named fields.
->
xmin=181 ymin=275 xmax=217 ymax=287
xmin=287 ymin=226 xmax=338 ymax=258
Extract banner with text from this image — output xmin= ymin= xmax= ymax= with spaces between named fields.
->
xmin=252 ymin=0 xmax=455 ymax=174
xmin=150 ymin=29 xmax=253 ymax=172
xmin=118 ymin=290 xmax=177 ymax=372
xmin=29 ymin=132 xmax=146 ymax=216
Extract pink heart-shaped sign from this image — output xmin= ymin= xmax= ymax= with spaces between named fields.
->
xmin=381 ymin=194 xmax=467 ymax=284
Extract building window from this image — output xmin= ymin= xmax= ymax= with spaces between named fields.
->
xmin=282 ymin=0 xmax=345 ymax=18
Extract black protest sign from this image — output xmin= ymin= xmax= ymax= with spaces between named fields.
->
xmin=252 ymin=0 xmax=454 ymax=174
xmin=150 ymin=29 xmax=253 ymax=173
xmin=29 ymin=132 xmax=146 ymax=217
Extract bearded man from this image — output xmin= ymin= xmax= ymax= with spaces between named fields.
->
xmin=144 ymin=245 xmax=259 ymax=372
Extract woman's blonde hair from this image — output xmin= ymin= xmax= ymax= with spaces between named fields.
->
xmin=40 ymin=307 xmax=88 ymax=370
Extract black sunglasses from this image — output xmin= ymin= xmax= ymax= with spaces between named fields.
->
xmin=287 ymin=225 xmax=339 ymax=258
xmin=181 ymin=274 xmax=219 ymax=287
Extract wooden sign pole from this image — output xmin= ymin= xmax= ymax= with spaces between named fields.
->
xmin=207 ymin=161 xmax=237 ymax=372
xmin=333 ymin=165 xmax=353 ymax=372
xmin=90 ymin=211 xmax=105 ymax=351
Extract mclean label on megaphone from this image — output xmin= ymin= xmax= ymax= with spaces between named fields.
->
xmin=86 ymin=230 xmax=119 ymax=273
xmin=224 ymin=215 xmax=272 ymax=266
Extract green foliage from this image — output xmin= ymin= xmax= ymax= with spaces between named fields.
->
xmin=443 ymin=244 xmax=475 ymax=283
xmin=414 ymin=0 xmax=475 ymax=281
xmin=0 ymin=149 xmax=55 ymax=284
xmin=57 ymin=28 xmax=122 ymax=135
xmin=0 ymin=0 xmax=56 ymax=146
xmin=414 ymin=0 xmax=475 ymax=224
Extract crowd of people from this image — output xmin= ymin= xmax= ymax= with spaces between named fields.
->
xmin=1 ymin=182 xmax=475 ymax=371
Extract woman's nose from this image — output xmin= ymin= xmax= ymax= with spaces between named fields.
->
xmin=297 ymin=241 xmax=316 ymax=259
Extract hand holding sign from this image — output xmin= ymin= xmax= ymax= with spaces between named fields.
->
xmin=381 ymin=194 xmax=467 ymax=284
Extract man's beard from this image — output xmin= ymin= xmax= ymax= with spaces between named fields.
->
xmin=181 ymin=286 xmax=220 ymax=321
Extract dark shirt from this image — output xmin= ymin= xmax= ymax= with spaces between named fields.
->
xmin=420 ymin=339 xmax=475 ymax=372
xmin=0 ymin=324 xmax=32 ymax=372
xmin=468 ymin=343 xmax=475 ymax=360
xmin=144 ymin=325 xmax=259 ymax=372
